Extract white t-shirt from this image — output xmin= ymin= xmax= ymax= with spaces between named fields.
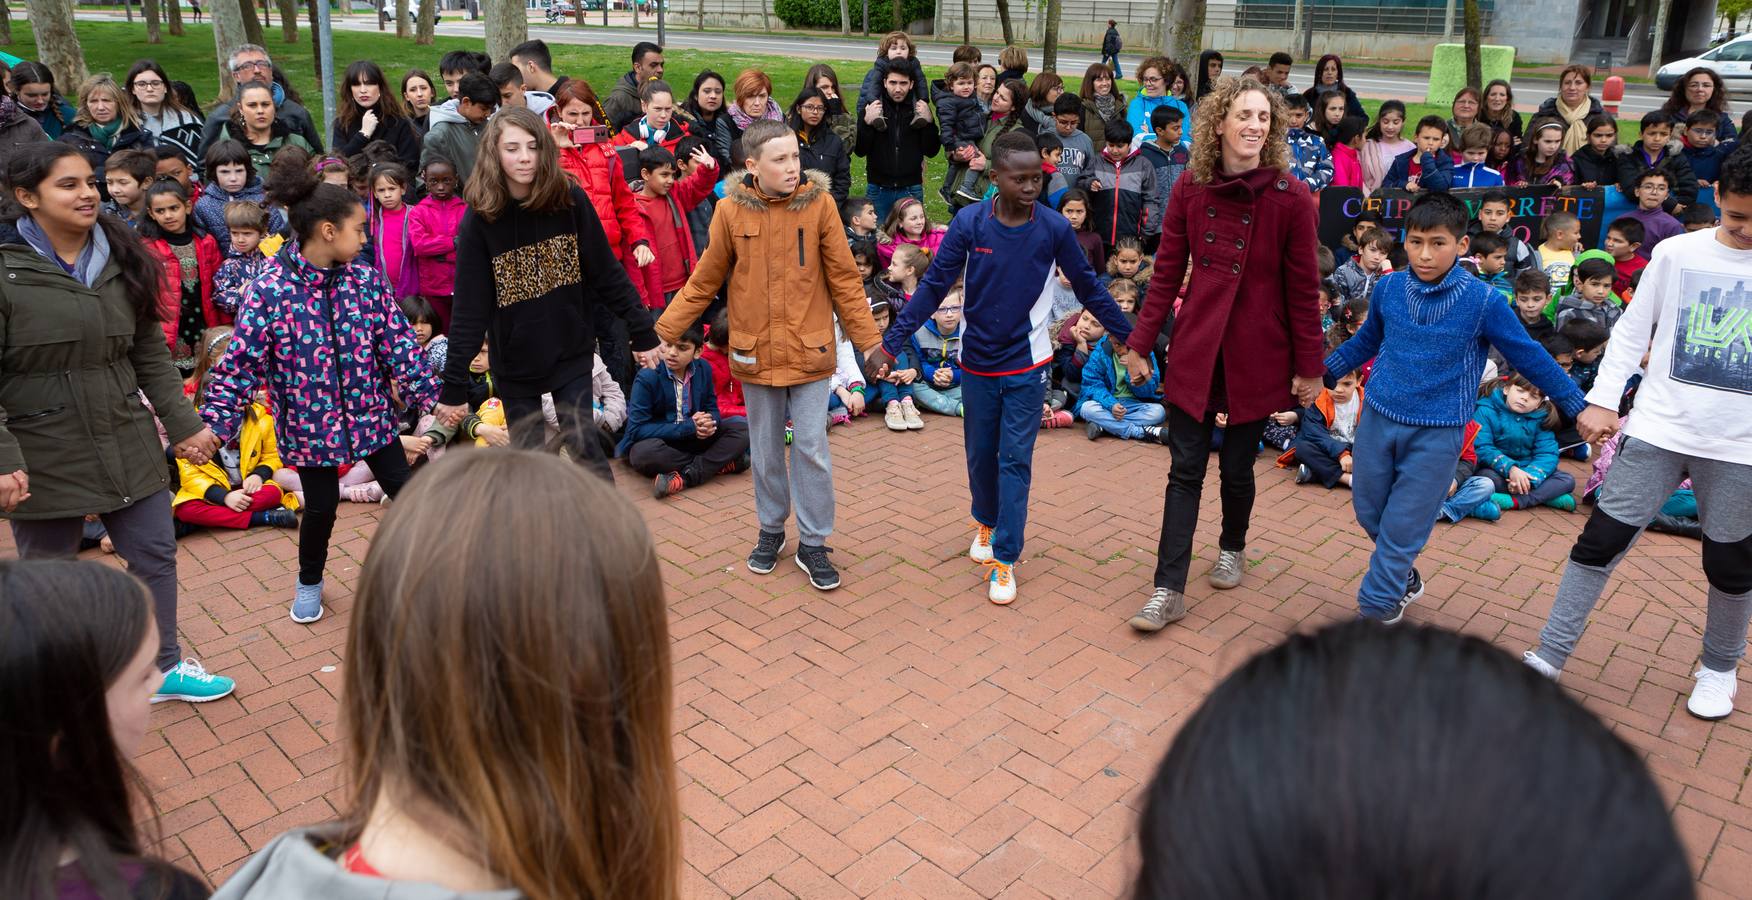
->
xmin=1331 ymin=393 xmax=1361 ymax=444
xmin=1586 ymin=228 xmax=1752 ymax=465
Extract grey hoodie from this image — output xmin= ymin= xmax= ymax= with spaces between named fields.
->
xmin=419 ymin=99 xmax=485 ymax=185
xmin=211 ymin=826 xmax=524 ymax=900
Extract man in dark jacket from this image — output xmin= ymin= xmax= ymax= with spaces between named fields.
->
xmin=605 ymin=42 xmax=665 ymax=132
xmin=195 ymin=44 xmax=323 ymax=156
xmin=1101 ymin=20 xmax=1124 ymax=78
xmin=854 ymin=66 xmax=941 ymax=220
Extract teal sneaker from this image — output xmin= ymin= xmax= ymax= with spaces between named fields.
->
xmin=151 ymin=658 xmax=236 ymax=704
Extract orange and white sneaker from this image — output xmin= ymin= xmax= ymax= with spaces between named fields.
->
xmin=984 ymin=559 xmax=1017 ymax=605
xmin=969 ymin=521 xmax=995 ymax=563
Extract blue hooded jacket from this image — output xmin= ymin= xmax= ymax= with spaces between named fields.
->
xmin=1080 ymin=334 xmax=1161 ymax=409
xmin=1472 ymin=387 xmax=1560 ymax=484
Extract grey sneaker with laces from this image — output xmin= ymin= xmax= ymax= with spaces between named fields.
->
xmin=1128 ymin=587 xmax=1187 ymax=632
xmin=1207 ymin=549 xmax=1245 ymax=590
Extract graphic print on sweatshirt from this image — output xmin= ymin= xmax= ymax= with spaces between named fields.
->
xmin=1673 ymin=272 xmax=1752 ymax=395
xmin=491 ymin=233 xmax=581 ymax=306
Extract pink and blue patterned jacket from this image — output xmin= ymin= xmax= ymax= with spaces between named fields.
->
xmin=200 ymin=250 xmax=438 ymax=466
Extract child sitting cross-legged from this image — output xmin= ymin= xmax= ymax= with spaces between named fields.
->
xmin=863 ymin=296 xmax=924 ymax=431
xmin=1279 ymin=368 xmax=1365 ymax=489
xmin=1471 ymin=374 xmax=1578 ymax=513
xmin=903 ymin=286 xmax=965 ymax=417
xmin=1079 ymin=312 xmax=1166 ymax=443
xmin=174 ymin=327 xmax=300 ymax=531
xmin=619 ymin=326 xmax=752 ymax=499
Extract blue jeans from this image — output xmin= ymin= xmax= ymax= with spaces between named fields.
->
xmin=1440 ymin=475 xmax=1497 ymax=522
xmin=1349 ymin=408 xmax=1466 ymax=619
xmin=1078 ymin=399 xmax=1164 ymax=439
xmin=962 ymin=366 xmax=1049 ymax=564
xmin=869 ymin=183 xmax=924 ymax=222
xmin=868 ymin=380 xmax=911 ymax=405
xmin=1101 ymin=53 xmax=1123 ymax=78
xmin=912 ymin=381 xmax=963 ymax=415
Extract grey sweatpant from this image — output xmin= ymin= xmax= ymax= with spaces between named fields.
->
xmin=744 ymin=379 xmax=835 ymax=546
xmin=1534 ymin=438 xmax=1752 ymax=673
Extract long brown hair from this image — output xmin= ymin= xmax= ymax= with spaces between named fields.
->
xmin=343 ymin=450 xmax=679 ymax=900
xmin=464 ymin=107 xmax=575 ymax=221
xmin=337 ymin=60 xmax=409 ymax=128
xmin=1187 ymin=76 xmax=1291 ymax=183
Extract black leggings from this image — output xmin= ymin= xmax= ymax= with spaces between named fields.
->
xmin=296 ymin=440 xmax=413 ymax=585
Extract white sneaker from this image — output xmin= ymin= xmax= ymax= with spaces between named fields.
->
xmin=985 ymin=560 xmax=1016 ymax=605
xmin=969 ymin=522 xmax=994 ymax=563
xmin=1688 ymin=667 xmax=1738 ymax=721
xmin=1522 ymin=650 xmax=1560 ymax=681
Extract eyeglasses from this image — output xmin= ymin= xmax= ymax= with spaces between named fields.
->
xmin=1142 ymin=75 xmax=1165 ymax=84
xmin=798 ymin=103 xmax=825 ymax=113
xmin=231 ymin=59 xmax=271 ymax=74
xmin=132 ymin=78 xmax=166 ymax=88
xmin=937 ymin=305 xmax=963 ymax=313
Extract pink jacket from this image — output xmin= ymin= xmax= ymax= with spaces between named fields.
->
xmin=408 ymin=194 xmax=468 ymax=297
xmin=1331 ymin=142 xmax=1362 ymax=189
xmin=876 ymin=226 xmax=946 ymax=267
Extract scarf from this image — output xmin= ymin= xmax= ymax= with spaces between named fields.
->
xmin=1093 ymin=92 xmax=1117 ymax=122
xmin=87 ymin=119 xmax=123 ymax=150
xmin=728 ymin=100 xmax=779 ymax=130
xmin=19 ymin=215 xmax=111 ymax=288
xmin=1553 ymin=95 xmax=1591 ymax=155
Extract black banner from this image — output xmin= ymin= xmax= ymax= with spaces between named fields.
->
xmin=1317 ymin=186 xmax=1608 ymax=252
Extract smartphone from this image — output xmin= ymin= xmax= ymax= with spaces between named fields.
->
xmin=574 ymin=125 xmax=609 ymax=145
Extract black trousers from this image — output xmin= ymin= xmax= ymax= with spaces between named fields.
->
xmin=503 ymin=371 xmax=615 ymax=481
xmin=1154 ymin=404 xmax=1269 ymax=591
xmin=626 ymin=419 xmax=750 ymax=483
xmin=297 ymin=439 xmax=412 ymax=585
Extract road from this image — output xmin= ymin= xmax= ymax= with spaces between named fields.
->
xmin=69 ymin=9 xmax=1676 ymax=115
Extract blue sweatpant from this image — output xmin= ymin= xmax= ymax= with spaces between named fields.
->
xmin=1349 ymin=408 xmax=1466 ymax=619
xmin=962 ymin=366 xmax=1048 ymax=564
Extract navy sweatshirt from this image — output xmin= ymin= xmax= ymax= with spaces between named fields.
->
xmin=882 ymin=200 xmax=1133 ymax=376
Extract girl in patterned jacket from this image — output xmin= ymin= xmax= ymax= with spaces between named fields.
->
xmin=200 ymin=150 xmax=439 ymax=625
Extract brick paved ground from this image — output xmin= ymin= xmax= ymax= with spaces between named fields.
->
xmin=35 ymin=421 xmax=1751 ymax=897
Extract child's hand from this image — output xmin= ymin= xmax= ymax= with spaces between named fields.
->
xmin=693 ymin=412 xmax=717 ymax=438
xmin=969 ymin=153 xmax=986 ymax=172
xmin=892 ymin=368 xmax=917 ymax=385
xmin=847 ymin=392 xmax=867 ymax=416
xmin=1405 ymin=176 xmax=1420 ymax=192
xmin=1271 ymin=410 xmax=1299 ymax=426
xmin=933 ymin=368 xmax=954 ymax=387
xmin=241 ymin=474 xmax=263 ymax=495
xmin=1111 ymin=402 xmax=1126 ymax=417
xmin=864 ymin=102 xmax=883 ymax=125
xmin=1340 ymin=454 xmax=1353 ymax=474
xmin=1581 ymin=181 xmax=1597 ymax=189
xmin=633 ymin=245 xmax=656 ymax=267
xmin=478 ymin=424 xmax=510 ymax=447
xmin=1215 ymin=413 xmax=1229 ymax=428
xmin=1057 ymin=267 xmax=1071 ymax=287
xmin=1507 ymin=466 xmax=1532 ymax=494
xmin=224 ymin=489 xmax=250 ymax=512
xmin=689 ymin=146 xmax=717 ymax=169
xmin=0 ymin=470 xmax=28 ymax=512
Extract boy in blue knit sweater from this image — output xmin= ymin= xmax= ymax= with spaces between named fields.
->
xmin=870 ymin=131 xmax=1134 ymax=606
xmin=1325 ymin=192 xmax=1587 ymax=622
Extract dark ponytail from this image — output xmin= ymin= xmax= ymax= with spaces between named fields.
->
xmin=264 ymin=144 xmax=360 ymax=243
xmin=2 ymin=142 xmax=162 ymax=324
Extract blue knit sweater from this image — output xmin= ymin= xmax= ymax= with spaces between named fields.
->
xmin=1324 ymin=264 xmax=1586 ymax=427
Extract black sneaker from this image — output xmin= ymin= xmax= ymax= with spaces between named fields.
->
xmin=1384 ymin=567 xmax=1424 ymax=625
xmin=747 ymin=530 xmax=785 ymax=575
xmin=260 ymin=508 xmax=298 ymax=529
xmin=795 ymin=543 xmax=841 ymax=591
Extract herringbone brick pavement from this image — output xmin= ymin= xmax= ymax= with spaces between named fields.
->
xmin=24 ymin=420 xmax=1750 ymax=897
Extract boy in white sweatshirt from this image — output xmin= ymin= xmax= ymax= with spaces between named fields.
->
xmin=1525 ymin=145 xmax=1752 ymax=721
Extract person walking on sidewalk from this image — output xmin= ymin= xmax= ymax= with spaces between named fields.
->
xmin=1101 ymin=21 xmax=1124 ymax=80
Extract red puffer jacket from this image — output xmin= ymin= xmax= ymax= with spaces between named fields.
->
xmin=148 ymin=232 xmax=226 ymax=351
xmin=552 ymin=126 xmax=651 ymax=263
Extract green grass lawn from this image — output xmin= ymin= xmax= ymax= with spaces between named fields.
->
xmin=6 ymin=21 xmax=1595 ymax=219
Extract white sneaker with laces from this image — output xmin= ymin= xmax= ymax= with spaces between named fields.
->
xmin=1522 ymin=650 xmax=1560 ymax=681
xmin=1688 ymin=667 xmax=1738 ymax=721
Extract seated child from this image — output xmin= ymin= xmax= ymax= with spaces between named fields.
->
xmin=1602 ymin=217 xmax=1647 ymax=296
xmin=1451 ymin=123 xmax=1505 ymax=188
xmin=1512 ymin=270 xmax=1554 ymax=340
xmin=699 ymin=310 xmax=747 ymax=421
xmin=1680 ymin=109 xmax=1728 ymax=186
xmin=1624 ymin=168 xmax=1685 ymax=258
xmin=1382 ymin=115 xmax=1455 ymax=192
xmin=1470 ymin=232 xmax=1512 ymax=299
xmin=1470 ymin=374 xmax=1578 ymax=513
xmin=1104 ymin=236 xmax=1152 ymax=294
xmin=1584 ymin=420 xmax=1700 ymax=538
xmin=1680 ymin=202 xmax=1718 ymax=233
xmin=212 ymin=201 xmax=273 ymax=318
xmin=842 ymin=195 xmax=879 ymax=257
xmin=1037 ymin=133 xmax=1068 ymax=207
xmin=828 ymin=314 xmax=869 ymax=427
xmin=885 ymin=243 xmax=929 ymax=310
xmin=1335 ymin=211 xmax=1384 ymax=268
xmin=101 ymin=148 xmax=155 ymax=227
xmin=1553 ymin=255 xmax=1622 ymax=330
xmin=862 ymin=297 xmax=924 ymax=431
xmin=903 ymin=288 xmax=965 ymax=417
xmin=1561 ymin=319 xmax=1608 ymax=394
xmin=401 ymin=295 xmax=449 ymax=374
xmin=1279 ymin=368 xmax=1365 ymax=489
xmin=618 ymin=326 xmax=752 ymax=498
xmin=1054 ymin=308 xmax=1103 ymax=412
xmin=175 ymin=327 xmax=300 ymax=530
xmin=1079 ymin=313 xmax=1166 ymax=443
xmin=1324 ymin=295 xmax=1372 ymax=382
xmin=1535 ymin=209 xmax=1582 ymax=290
xmin=1332 ymin=226 xmax=1389 ymax=303
xmin=1107 ymin=278 xmax=1141 ymax=314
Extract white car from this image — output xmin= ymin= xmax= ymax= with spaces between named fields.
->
xmin=1655 ymin=34 xmax=1752 ymax=91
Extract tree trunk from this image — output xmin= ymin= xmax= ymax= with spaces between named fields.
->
xmin=0 ymin=1 xmax=15 ymax=44
xmin=890 ymin=0 xmax=900 ymax=30
xmin=992 ymin=0 xmax=1013 ymax=44
xmin=24 ymin=0 xmax=88 ymax=93
xmin=395 ymin=0 xmax=408 ymax=37
xmin=760 ymin=0 xmax=771 ymax=32
xmin=416 ymin=0 xmax=435 ymax=43
xmin=239 ymin=0 xmax=266 ymax=45
xmin=125 ymin=0 xmax=133 ymax=24
xmin=167 ymin=0 xmax=184 ymax=36
xmin=575 ymin=0 xmax=586 ymax=27
xmin=1041 ymin=0 xmax=1060 ymax=72
xmin=1166 ymin=0 xmax=1203 ymax=68
xmin=698 ymin=0 xmax=706 ymax=31
xmin=484 ymin=0 xmax=527 ymax=63
xmin=1150 ymin=0 xmax=1166 ymax=52
xmin=839 ymin=0 xmax=850 ymax=35
xmin=211 ymin=0 xmax=247 ymax=97
xmin=278 ymin=0 xmax=299 ymax=40
xmin=1463 ymin=0 xmax=1481 ymax=88
xmin=306 ymin=0 xmax=322 ymax=82
xmin=145 ymin=0 xmax=163 ymax=42
xmin=960 ymin=0 xmax=967 ymax=40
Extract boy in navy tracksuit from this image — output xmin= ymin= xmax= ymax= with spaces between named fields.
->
xmin=872 ymin=131 xmax=1134 ymax=606
xmin=1324 ymin=193 xmax=1585 ymax=623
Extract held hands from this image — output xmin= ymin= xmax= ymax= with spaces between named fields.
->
xmin=1124 ymin=348 xmax=1152 ymax=386
xmin=635 ymin=348 xmax=662 ymax=369
xmin=863 ymin=347 xmax=894 ymax=382
xmin=890 ymin=368 xmax=917 ymax=386
xmin=1577 ymin=404 xmax=1620 ymax=445
xmin=1507 ymin=466 xmax=1533 ymax=495
xmin=0 ymin=470 xmax=30 ymax=512
xmin=174 ymin=428 xmax=222 ymax=465
xmin=477 ymin=424 xmax=510 ymax=447
xmin=1291 ymin=375 xmax=1323 ymax=408
xmin=633 ymin=245 xmax=656 ymax=267
xmin=433 ymin=402 xmax=468 ymax=428
xmin=1340 ymin=454 xmax=1353 ymax=474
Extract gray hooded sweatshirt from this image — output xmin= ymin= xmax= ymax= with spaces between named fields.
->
xmin=211 ymin=826 xmax=524 ymax=900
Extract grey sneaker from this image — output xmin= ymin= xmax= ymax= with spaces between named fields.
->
xmin=1207 ymin=549 xmax=1245 ymax=590
xmin=747 ymin=530 xmax=785 ymax=574
xmin=1128 ymin=587 xmax=1186 ymax=632
xmin=290 ymin=580 xmax=323 ymax=624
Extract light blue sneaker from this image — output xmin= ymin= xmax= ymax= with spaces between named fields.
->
xmin=152 ymin=658 xmax=236 ymax=704
xmin=291 ymin=580 xmax=323 ymax=624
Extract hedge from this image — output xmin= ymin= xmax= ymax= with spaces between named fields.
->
xmin=773 ymin=0 xmax=936 ymax=34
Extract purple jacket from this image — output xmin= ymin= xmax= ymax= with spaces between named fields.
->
xmin=200 ymin=250 xmax=438 ymax=466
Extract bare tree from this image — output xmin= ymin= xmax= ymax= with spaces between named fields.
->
xmin=890 ymin=0 xmax=900 ymax=31
xmin=210 ymin=0 xmax=248 ymax=96
xmin=145 ymin=0 xmax=163 ymax=42
xmin=305 ymin=0 xmax=321 ymax=80
xmin=239 ymin=0 xmax=266 ymax=45
xmin=0 ymin=2 xmax=14 ymax=44
xmin=760 ymin=0 xmax=771 ymax=33
xmin=166 ymin=0 xmax=183 ymax=36
xmin=961 ymin=0 xmax=968 ymax=41
xmin=1165 ymin=0 xmax=1203 ymax=67
xmin=1463 ymin=0 xmax=1481 ymax=88
xmin=484 ymin=0 xmax=528 ymax=62
xmin=993 ymin=0 xmax=1014 ymax=44
xmin=1041 ymin=0 xmax=1060 ymax=71
xmin=839 ymin=0 xmax=850 ymax=35
xmin=24 ymin=0 xmax=88 ymax=92
xmin=416 ymin=0 xmax=435 ymax=43
xmin=395 ymin=0 xmax=409 ymax=37
xmin=277 ymin=0 xmax=299 ymax=40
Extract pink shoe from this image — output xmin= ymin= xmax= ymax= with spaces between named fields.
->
xmin=830 ymin=411 xmax=851 ymax=427
xmin=1041 ymin=410 xmax=1074 ymax=429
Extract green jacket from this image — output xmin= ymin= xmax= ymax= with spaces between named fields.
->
xmin=0 ymin=228 xmax=204 ymax=520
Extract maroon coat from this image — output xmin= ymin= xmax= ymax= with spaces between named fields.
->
xmin=1127 ymin=166 xmax=1325 ymax=422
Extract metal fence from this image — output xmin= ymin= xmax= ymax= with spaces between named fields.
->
xmin=1208 ymin=1 xmax=1496 ymax=36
